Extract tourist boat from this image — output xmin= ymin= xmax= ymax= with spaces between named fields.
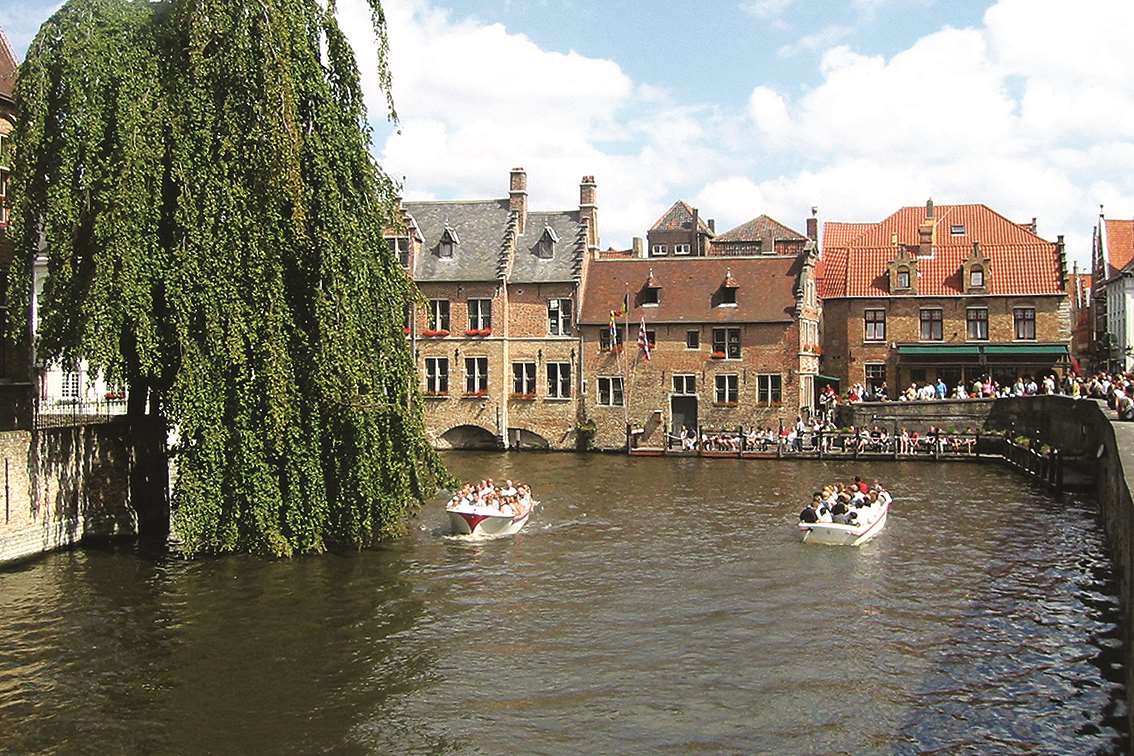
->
xmin=798 ymin=500 xmax=890 ymax=546
xmin=446 ymin=495 xmax=535 ymax=537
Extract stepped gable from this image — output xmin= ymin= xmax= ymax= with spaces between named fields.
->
xmin=405 ymin=199 xmax=510 ymax=282
xmin=578 ymin=256 xmax=800 ymax=325
xmin=650 ymin=200 xmax=714 ymax=235
xmin=715 ymin=214 xmax=806 ymax=244
xmin=818 ymin=203 xmax=1063 ymax=298
xmin=509 ymin=210 xmax=587 ymax=284
xmin=1104 ymin=219 xmax=1134 ymax=278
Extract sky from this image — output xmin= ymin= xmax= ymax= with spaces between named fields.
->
xmin=4 ymin=0 xmax=1134 ymax=266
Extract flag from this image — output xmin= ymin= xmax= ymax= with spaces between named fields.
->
xmin=637 ymin=315 xmax=651 ymax=361
xmin=612 ymin=292 xmax=629 ymax=318
xmin=1070 ymin=354 xmax=1083 ymax=376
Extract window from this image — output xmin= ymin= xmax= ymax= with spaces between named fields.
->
xmin=641 ymin=287 xmax=660 ymax=306
xmin=425 ymin=357 xmax=448 ymax=395
xmin=439 ymin=226 xmax=459 ymax=258
xmin=757 ymin=374 xmax=782 ymax=405
xmin=643 ymin=330 xmax=657 ymax=349
xmin=719 ymin=287 xmax=737 ymax=306
xmin=673 ymin=374 xmax=696 ymax=395
xmin=970 ymin=268 xmax=984 ymax=288
xmin=547 ymin=363 xmax=571 ymax=398
xmin=685 ymin=330 xmax=700 ymax=350
xmin=896 ymin=268 xmax=911 ymax=289
xmin=467 ymin=299 xmax=492 ymax=331
xmin=950 ymin=224 xmax=966 ymax=236
xmin=599 ymin=327 xmax=624 ymax=351
xmin=715 ymin=374 xmax=738 ymax=404
xmin=597 ymin=376 xmax=624 ymax=406
xmin=465 ymin=357 xmax=489 ymax=394
xmin=61 ymin=371 xmax=81 ymax=400
xmin=548 ymin=299 xmax=573 ymax=336
xmin=673 ymin=243 xmax=691 ymax=255
xmin=0 ymin=133 xmax=8 ymax=168
xmin=865 ymin=363 xmax=886 ymax=390
xmin=512 ymin=362 xmax=536 ymax=396
xmin=966 ymin=308 xmax=988 ymax=341
xmin=919 ymin=308 xmax=943 ymax=341
xmin=428 ymin=299 xmax=450 ymax=332
xmin=386 ymin=236 xmax=409 ymax=267
xmin=533 ymin=227 xmax=558 ymax=259
xmin=864 ymin=309 xmax=886 ymax=342
xmin=1014 ymin=307 xmax=1036 ymax=340
xmin=651 ymin=244 xmax=668 ymax=256
xmin=712 ymin=327 xmax=741 ymax=359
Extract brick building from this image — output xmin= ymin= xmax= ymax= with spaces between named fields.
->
xmin=395 ymin=168 xmax=596 ymax=449
xmin=713 ymin=213 xmax=813 ymax=257
xmin=817 ymin=201 xmax=1071 ymax=394
xmin=645 ymin=201 xmax=715 ymax=257
xmin=577 ymin=243 xmax=820 ymax=451
xmin=1068 ymin=266 xmax=1092 ymax=374
xmin=1091 ymin=211 xmax=1134 ymax=371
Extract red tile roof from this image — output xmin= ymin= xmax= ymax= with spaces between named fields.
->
xmin=1105 ymin=219 xmax=1134 ymax=278
xmin=579 ymin=257 xmax=801 ymax=324
xmin=818 ymin=204 xmax=1064 ymax=298
xmin=715 ymin=214 xmax=806 ymax=244
xmin=650 ymin=201 xmax=714 ymax=235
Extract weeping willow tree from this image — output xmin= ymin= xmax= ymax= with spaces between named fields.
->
xmin=9 ymin=0 xmax=449 ymax=556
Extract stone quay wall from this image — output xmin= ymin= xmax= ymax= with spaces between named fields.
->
xmin=0 ymin=419 xmax=167 ymax=566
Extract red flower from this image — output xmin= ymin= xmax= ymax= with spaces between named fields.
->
xmin=711 ymin=351 xmax=726 ymax=359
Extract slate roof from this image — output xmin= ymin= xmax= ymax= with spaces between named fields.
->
xmin=650 ymin=201 xmax=714 ymax=235
xmin=715 ymin=214 xmax=807 ymax=245
xmin=817 ymin=204 xmax=1064 ymax=298
xmin=579 ymin=257 xmax=801 ymax=324
xmin=0 ymin=29 xmax=15 ymax=102
xmin=509 ymin=211 xmax=586 ymax=284
xmin=1104 ymin=219 xmax=1134 ymax=278
xmin=404 ymin=200 xmax=586 ymax=284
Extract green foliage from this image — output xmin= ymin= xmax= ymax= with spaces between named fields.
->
xmin=11 ymin=0 xmax=450 ymax=556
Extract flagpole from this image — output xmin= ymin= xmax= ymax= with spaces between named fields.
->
xmin=623 ymin=284 xmax=631 ymax=430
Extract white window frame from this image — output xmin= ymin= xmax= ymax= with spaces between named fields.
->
xmin=966 ymin=307 xmax=989 ymax=341
xmin=714 ymin=374 xmax=738 ymax=404
xmin=719 ymin=287 xmax=737 ymax=307
xmin=425 ymin=357 xmax=448 ymax=395
xmin=950 ymin=224 xmax=966 ymax=236
xmin=512 ymin=361 xmax=536 ymax=396
xmin=1014 ymin=307 xmax=1037 ymax=341
xmin=970 ymin=268 xmax=984 ymax=288
xmin=896 ymin=268 xmax=911 ymax=289
xmin=864 ymin=362 xmax=886 ymax=389
xmin=61 ymin=371 xmax=81 ymax=400
xmin=467 ymin=298 xmax=492 ymax=331
xmin=712 ymin=327 xmax=741 ymax=359
xmin=685 ymin=330 xmax=700 ymax=350
xmin=548 ymin=298 xmax=573 ymax=336
xmin=672 ymin=374 xmax=696 ymax=395
xmin=547 ymin=362 xmax=571 ymax=399
xmin=651 ymin=244 xmax=668 ymax=256
xmin=919 ymin=308 xmax=943 ymax=341
xmin=864 ymin=309 xmax=886 ymax=342
xmin=428 ymin=299 xmax=450 ymax=332
xmin=673 ymin=243 xmax=691 ymax=256
xmin=465 ymin=357 xmax=489 ymax=394
xmin=757 ymin=374 xmax=782 ymax=406
xmin=597 ymin=376 xmax=624 ymax=407
xmin=641 ymin=287 xmax=660 ymax=307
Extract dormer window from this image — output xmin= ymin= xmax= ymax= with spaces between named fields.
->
xmin=963 ymin=240 xmax=990 ymax=294
xmin=533 ymin=225 xmax=559 ymax=259
xmin=642 ymin=286 xmax=660 ymax=306
xmin=720 ymin=287 xmax=737 ymax=306
xmin=970 ymin=268 xmax=984 ymax=288
xmin=950 ymin=224 xmax=966 ymax=236
xmin=896 ymin=268 xmax=911 ymax=289
xmin=439 ymin=226 xmax=460 ymax=258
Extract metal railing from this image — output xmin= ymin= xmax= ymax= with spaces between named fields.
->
xmin=35 ymin=398 xmax=129 ymax=428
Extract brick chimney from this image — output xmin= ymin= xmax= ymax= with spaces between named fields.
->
xmin=510 ymin=167 xmax=528 ymax=234
xmin=708 ymin=218 xmax=716 ymax=233
xmin=632 ymin=236 xmax=646 ymax=258
xmin=806 ymin=207 xmax=818 ymax=242
xmin=579 ymin=175 xmax=599 ymax=250
xmin=918 ymin=198 xmax=935 ymax=257
xmin=691 ymin=206 xmax=701 ymax=256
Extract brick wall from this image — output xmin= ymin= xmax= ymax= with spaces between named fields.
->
xmin=822 ymin=294 xmax=1071 ymax=389
xmin=580 ymin=321 xmax=805 ymax=450
xmin=0 ymin=421 xmax=163 ymax=566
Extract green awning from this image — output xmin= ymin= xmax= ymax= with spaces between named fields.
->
xmin=897 ymin=344 xmax=981 ymax=355
xmin=983 ymin=344 xmax=1068 ymax=355
xmin=815 ymin=374 xmax=841 ymax=383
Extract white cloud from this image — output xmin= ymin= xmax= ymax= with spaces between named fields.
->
xmin=740 ymin=0 xmax=796 ymax=20
xmin=777 ymin=24 xmax=855 ymax=58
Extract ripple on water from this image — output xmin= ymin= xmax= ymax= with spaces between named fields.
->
xmin=0 ymin=454 xmax=1127 ymax=753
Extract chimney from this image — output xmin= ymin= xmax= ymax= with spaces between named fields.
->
xmin=691 ymin=207 xmax=701 ymax=256
xmin=708 ymin=218 xmax=716 ymax=233
xmin=632 ymin=236 xmax=646 ymax=258
xmin=806 ymin=207 xmax=818 ymax=242
xmin=579 ymin=175 xmax=599 ymax=250
xmin=918 ymin=197 xmax=935 ymax=256
xmin=509 ymin=167 xmax=528 ymax=234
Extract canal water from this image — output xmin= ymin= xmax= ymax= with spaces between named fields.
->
xmin=0 ymin=453 xmax=1127 ymax=753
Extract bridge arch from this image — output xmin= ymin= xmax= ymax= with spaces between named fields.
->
xmin=507 ymin=427 xmax=550 ymax=450
xmin=438 ymin=424 xmax=500 ymax=450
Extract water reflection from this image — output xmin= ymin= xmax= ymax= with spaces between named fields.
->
xmin=0 ymin=452 xmax=1126 ymax=753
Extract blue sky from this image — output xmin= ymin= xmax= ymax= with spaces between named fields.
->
xmin=4 ymin=0 xmax=1134 ymax=263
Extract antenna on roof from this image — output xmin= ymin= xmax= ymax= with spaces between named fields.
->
xmin=811 ymin=206 xmax=818 ymax=217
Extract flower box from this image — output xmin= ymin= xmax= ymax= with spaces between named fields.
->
xmin=511 ymin=392 xmax=536 ymax=401
xmin=463 ymin=390 xmax=489 ymax=398
xmin=710 ymin=351 xmax=726 ymax=359
xmin=464 ymin=328 xmax=493 ymax=337
xmin=478 ymin=327 xmax=492 ymax=337
xmin=104 ymin=391 xmax=126 ymax=400
xmin=424 ymin=391 xmax=448 ymax=398
xmin=422 ymin=329 xmax=449 ymax=338
xmin=403 ymin=327 xmax=411 ymax=335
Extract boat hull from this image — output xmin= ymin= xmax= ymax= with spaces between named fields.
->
xmin=799 ymin=502 xmax=889 ymax=546
xmin=447 ymin=509 xmax=530 ymax=537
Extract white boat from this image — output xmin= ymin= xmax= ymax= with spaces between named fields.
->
xmin=447 ymin=497 xmax=535 ymax=537
xmin=798 ymin=500 xmax=890 ymax=546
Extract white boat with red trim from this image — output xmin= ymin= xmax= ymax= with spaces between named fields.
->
xmin=445 ymin=481 xmax=536 ymax=537
xmin=799 ymin=499 xmax=890 ymax=546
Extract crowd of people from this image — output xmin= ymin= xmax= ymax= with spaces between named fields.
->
xmin=799 ymin=477 xmax=892 ymax=526
xmin=446 ymin=479 xmax=533 ymax=517
xmin=825 ymin=370 xmax=1134 ymax=415
xmin=674 ymin=418 xmax=980 ymax=456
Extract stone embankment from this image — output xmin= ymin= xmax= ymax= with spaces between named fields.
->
xmin=0 ymin=419 xmax=167 ymax=565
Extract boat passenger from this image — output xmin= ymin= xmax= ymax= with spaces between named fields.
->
xmin=800 ymin=497 xmax=820 ymax=524
xmin=831 ymin=499 xmax=850 ymax=524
